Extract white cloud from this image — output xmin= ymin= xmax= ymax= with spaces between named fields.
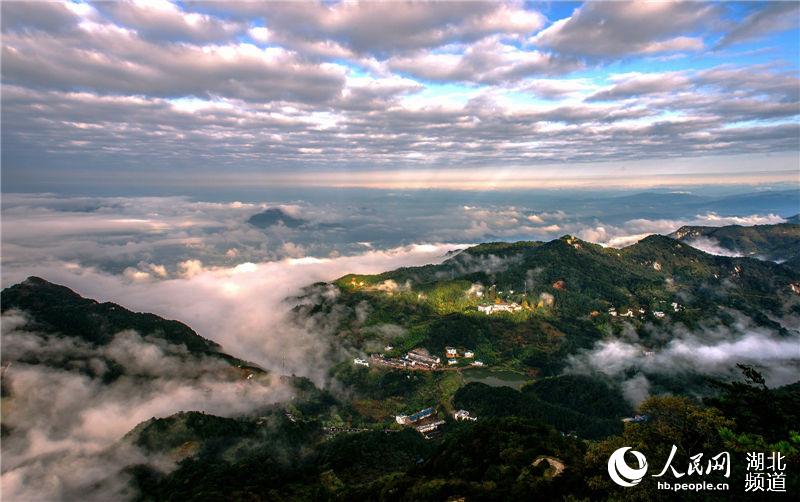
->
xmin=532 ymin=1 xmax=717 ymax=58
xmin=177 ymin=259 xmax=205 ymax=278
xmin=683 ymin=237 xmax=742 ymax=257
xmin=245 ymin=0 xmax=545 ymax=55
xmin=2 ymin=1 xmax=797 ymax=175
xmin=717 ymin=2 xmax=800 ymax=48
xmin=695 ymin=212 xmax=785 ymax=226
xmin=95 ymin=0 xmax=245 ymax=43
xmin=566 ymin=318 xmax=800 ymax=404
xmin=388 ymin=37 xmax=579 ymax=83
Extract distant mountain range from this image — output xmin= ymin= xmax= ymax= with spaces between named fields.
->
xmin=568 ymin=189 xmax=800 ymax=223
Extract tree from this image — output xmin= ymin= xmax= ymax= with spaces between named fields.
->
xmin=583 ymin=396 xmax=734 ymax=501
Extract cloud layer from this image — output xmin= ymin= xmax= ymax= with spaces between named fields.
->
xmin=2 ymin=190 xmax=794 ymax=280
xmin=565 ymin=314 xmax=800 ymax=405
xmin=1 ymin=1 xmax=798 ymax=184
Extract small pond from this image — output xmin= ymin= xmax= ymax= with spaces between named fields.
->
xmin=462 ymin=368 xmax=532 ymax=390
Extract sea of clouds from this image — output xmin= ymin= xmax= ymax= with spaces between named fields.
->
xmin=0 ymin=194 xmax=467 ymax=498
xmin=0 ymin=188 xmax=797 ymax=498
xmin=2 ymin=190 xmax=793 ymax=275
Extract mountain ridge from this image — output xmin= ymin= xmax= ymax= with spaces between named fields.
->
xmin=1 ymin=276 xmax=263 ymax=372
xmin=315 ymin=225 xmax=798 ymax=385
xmin=670 ymin=221 xmax=800 ymax=267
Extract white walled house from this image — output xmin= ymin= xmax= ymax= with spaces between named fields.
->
xmin=478 ymin=302 xmax=522 ymax=314
xmin=453 ymin=410 xmax=477 ymax=421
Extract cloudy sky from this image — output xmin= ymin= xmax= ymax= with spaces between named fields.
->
xmin=2 ymin=0 xmax=799 ymax=190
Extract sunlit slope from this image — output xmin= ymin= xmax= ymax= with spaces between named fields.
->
xmin=309 ymin=231 xmax=798 ymax=376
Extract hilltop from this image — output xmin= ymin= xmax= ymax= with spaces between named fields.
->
xmin=247 ymin=207 xmax=307 ymax=228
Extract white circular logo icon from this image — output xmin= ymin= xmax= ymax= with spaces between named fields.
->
xmin=608 ymin=447 xmax=648 ymax=487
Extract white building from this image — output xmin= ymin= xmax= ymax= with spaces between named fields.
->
xmin=453 ymin=410 xmax=477 ymax=421
xmin=445 ymin=347 xmax=458 ymax=357
xmin=416 ymin=420 xmax=445 ymax=433
xmin=447 ymin=358 xmax=458 ymax=365
xmin=395 ymin=415 xmax=410 ymax=425
xmin=478 ymin=302 xmax=522 ymax=314
xmin=653 ymin=311 xmax=665 ymax=319
xmin=464 ymin=350 xmax=474 ymax=359
xmin=406 ymin=349 xmax=441 ymax=366
xmin=471 ymin=360 xmax=485 ymax=367
xmin=353 ymin=358 xmax=370 ymax=367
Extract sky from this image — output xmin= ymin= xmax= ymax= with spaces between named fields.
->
xmin=2 ymin=0 xmax=799 ymax=191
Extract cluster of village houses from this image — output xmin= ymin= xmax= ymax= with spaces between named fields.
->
xmin=476 ymin=296 xmax=554 ymax=315
xmin=444 ymin=346 xmax=482 ymax=366
xmin=607 ymin=301 xmax=682 ymax=320
xmin=477 ymin=298 xmax=685 ymax=322
xmin=356 ymin=346 xmax=484 ymax=370
xmin=351 ymin=345 xmax=484 ymax=438
xmin=394 ymin=407 xmax=478 ymax=438
xmin=471 ymin=276 xmax=688 ymax=324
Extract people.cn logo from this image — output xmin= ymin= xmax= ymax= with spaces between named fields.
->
xmin=608 ymin=447 xmax=648 ymax=487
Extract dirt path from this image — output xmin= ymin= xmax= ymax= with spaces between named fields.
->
xmin=533 ymin=455 xmax=566 ymax=478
